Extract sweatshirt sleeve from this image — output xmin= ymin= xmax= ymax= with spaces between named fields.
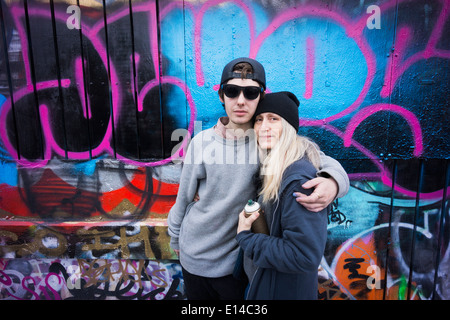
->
xmin=167 ymin=137 xmax=206 ymax=250
xmin=236 ymin=180 xmax=328 ymax=274
xmin=317 ymin=151 xmax=349 ymax=198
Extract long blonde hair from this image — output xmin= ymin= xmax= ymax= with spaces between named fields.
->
xmin=259 ymin=118 xmax=321 ymax=203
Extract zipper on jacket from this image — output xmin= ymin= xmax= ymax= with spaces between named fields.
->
xmin=246 ymin=198 xmax=280 ymax=299
xmin=268 ymin=198 xmax=279 ymax=299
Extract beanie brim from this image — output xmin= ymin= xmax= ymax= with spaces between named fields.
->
xmin=254 ymin=92 xmax=300 ymax=132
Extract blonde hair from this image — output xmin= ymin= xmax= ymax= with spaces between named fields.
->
xmin=259 ymin=118 xmax=321 ymax=203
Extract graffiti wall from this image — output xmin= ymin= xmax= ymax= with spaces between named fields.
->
xmin=0 ymin=0 xmax=448 ymax=300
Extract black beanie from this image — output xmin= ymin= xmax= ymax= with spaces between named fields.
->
xmin=254 ymin=91 xmax=300 ymax=132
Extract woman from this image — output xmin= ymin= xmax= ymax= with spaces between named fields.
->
xmin=236 ymin=91 xmax=329 ymax=300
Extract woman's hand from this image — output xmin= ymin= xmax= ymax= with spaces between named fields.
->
xmin=237 ymin=209 xmax=260 ymax=234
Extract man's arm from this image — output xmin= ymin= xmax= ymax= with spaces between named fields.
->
xmin=294 ymin=151 xmax=349 ymax=212
xmin=167 ymin=137 xmax=206 ymax=251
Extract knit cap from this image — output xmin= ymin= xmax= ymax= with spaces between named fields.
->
xmin=254 ymin=91 xmax=300 ymax=132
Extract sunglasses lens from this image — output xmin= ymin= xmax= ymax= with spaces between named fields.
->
xmin=223 ymin=85 xmax=240 ymax=98
xmin=243 ymin=87 xmax=261 ymax=100
xmin=223 ymin=85 xmax=261 ymax=100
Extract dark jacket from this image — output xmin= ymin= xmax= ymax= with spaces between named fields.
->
xmin=236 ymin=159 xmax=328 ymax=300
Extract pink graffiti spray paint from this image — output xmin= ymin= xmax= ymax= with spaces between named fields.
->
xmin=304 ymin=36 xmax=315 ymax=100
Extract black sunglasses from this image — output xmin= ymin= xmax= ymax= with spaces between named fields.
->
xmin=221 ymin=84 xmax=263 ymax=100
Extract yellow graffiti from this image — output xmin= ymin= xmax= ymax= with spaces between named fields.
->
xmin=0 ymin=229 xmax=67 ymax=257
xmin=79 ymin=259 xmax=168 ymax=289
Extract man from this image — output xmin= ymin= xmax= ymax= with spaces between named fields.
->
xmin=168 ymin=57 xmax=349 ymax=299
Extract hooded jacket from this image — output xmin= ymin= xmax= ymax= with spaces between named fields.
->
xmin=236 ymin=158 xmax=328 ymax=300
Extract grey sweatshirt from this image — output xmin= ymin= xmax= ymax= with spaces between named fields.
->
xmin=168 ymin=127 xmax=259 ymax=277
xmin=167 ymin=123 xmax=349 ymax=278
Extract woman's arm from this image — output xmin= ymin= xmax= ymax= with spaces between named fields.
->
xmin=236 ymin=180 xmax=328 ymax=274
